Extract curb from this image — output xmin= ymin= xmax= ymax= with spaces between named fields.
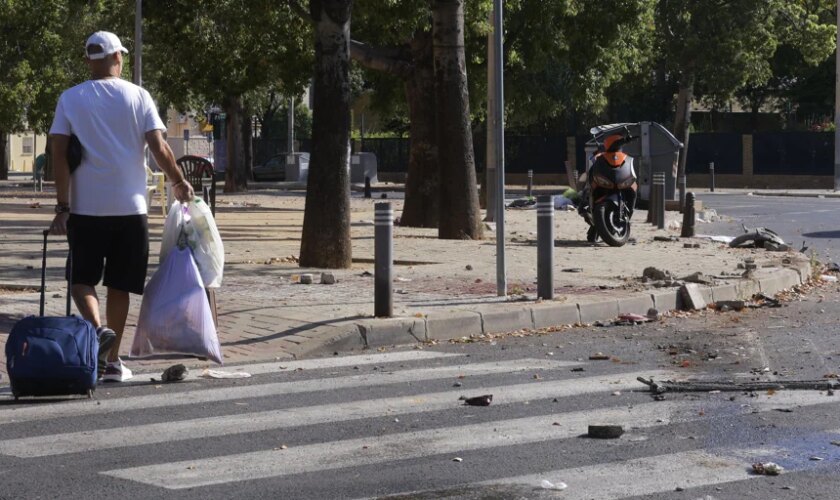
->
xmin=303 ymin=262 xmax=813 ymax=357
xmin=750 ymin=191 xmax=840 ymax=199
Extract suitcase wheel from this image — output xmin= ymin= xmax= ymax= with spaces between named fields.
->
xmin=87 ymin=389 xmax=93 ymax=399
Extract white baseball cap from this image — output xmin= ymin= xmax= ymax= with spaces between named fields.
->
xmin=85 ymin=31 xmax=128 ymax=60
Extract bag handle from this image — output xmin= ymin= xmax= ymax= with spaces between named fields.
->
xmin=40 ymin=229 xmax=73 ymax=317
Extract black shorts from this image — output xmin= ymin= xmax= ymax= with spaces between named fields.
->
xmin=67 ymin=214 xmax=149 ymax=295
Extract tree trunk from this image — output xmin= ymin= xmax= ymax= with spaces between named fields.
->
xmin=0 ymin=131 xmax=8 ymax=181
xmin=300 ymin=0 xmax=353 ymax=268
xmin=400 ymin=30 xmax=439 ymax=228
xmin=432 ymin=0 xmax=483 ymax=240
xmin=673 ymin=71 xmax=694 ymax=204
xmin=224 ymin=95 xmax=248 ymax=192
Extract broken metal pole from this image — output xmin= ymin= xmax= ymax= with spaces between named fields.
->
xmin=537 ymin=195 xmax=554 ymax=300
xmin=374 ymin=202 xmax=393 ymax=318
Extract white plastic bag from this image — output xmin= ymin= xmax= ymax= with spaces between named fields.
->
xmin=160 ymin=198 xmax=224 ymax=288
xmin=131 ymin=246 xmax=223 ymax=364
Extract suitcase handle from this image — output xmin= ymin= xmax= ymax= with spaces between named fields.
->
xmin=40 ymin=229 xmax=72 ymax=317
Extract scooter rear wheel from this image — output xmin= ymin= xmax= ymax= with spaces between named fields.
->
xmin=594 ymin=203 xmax=630 ymax=247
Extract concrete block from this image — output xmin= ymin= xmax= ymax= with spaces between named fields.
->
xmin=784 ymin=261 xmax=810 ymax=284
xmin=578 ymin=299 xmax=620 ymax=324
xmin=356 ymin=318 xmax=427 ymax=348
xmin=758 ymin=269 xmax=801 ymax=295
xmin=425 ymin=311 xmax=482 ymax=341
xmin=651 ymin=291 xmax=679 ymax=312
xmin=680 ymin=283 xmax=708 ymax=310
xmin=531 ymin=303 xmax=581 ymax=329
xmin=480 ymin=308 xmax=534 ymax=334
xmin=711 ymin=284 xmax=738 ymax=303
xmin=617 ymin=294 xmax=655 ymax=316
xmin=737 ymin=279 xmax=761 ymax=299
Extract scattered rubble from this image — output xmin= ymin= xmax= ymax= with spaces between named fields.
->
xmin=680 ymin=283 xmax=707 ymax=310
xmin=588 ymin=424 xmax=624 ymax=439
xmin=461 ymin=394 xmax=493 ymax=406
xmin=643 ymin=267 xmax=672 ymax=281
xmin=752 ymin=462 xmax=784 ymax=476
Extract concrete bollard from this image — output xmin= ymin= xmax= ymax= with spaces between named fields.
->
xmin=709 ymin=162 xmax=715 ymax=193
xmin=364 ymin=176 xmax=372 ymax=199
xmin=374 ymin=202 xmax=393 ymax=317
xmin=527 ymin=170 xmax=533 ymax=198
xmin=653 ymin=173 xmax=666 ymax=229
xmin=681 ymin=192 xmax=696 ymax=238
xmin=536 ymin=195 xmax=554 ymax=300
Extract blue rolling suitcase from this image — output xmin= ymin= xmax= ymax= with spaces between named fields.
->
xmin=5 ymin=230 xmax=98 ymax=400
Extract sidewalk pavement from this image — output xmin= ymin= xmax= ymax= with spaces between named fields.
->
xmin=0 ymin=180 xmax=814 ymax=380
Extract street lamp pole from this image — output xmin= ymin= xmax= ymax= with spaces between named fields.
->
xmin=493 ymin=0 xmax=506 ymax=296
xmin=134 ymin=0 xmax=142 ymax=86
xmin=834 ymin=0 xmax=840 ymax=191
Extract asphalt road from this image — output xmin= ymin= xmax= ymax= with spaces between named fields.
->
xmin=2 ymin=280 xmax=840 ymax=499
xmin=698 ymin=193 xmax=840 ymax=263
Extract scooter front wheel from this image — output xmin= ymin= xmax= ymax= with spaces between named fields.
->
xmin=594 ymin=203 xmax=630 ymax=247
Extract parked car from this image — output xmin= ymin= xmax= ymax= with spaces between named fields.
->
xmin=252 ymin=155 xmax=286 ymax=181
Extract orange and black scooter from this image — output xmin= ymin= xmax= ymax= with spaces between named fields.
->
xmin=578 ymin=127 xmax=638 ymax=246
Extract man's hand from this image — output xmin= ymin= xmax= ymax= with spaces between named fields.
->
xmin=173 ymin=181 xmax=194 ymax=203
xmin=50 ymin=212 xmax=70 ymax=236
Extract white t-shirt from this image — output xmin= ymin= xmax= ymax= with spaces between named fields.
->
xmin=49 ymin=78 xmax=166 ymax=216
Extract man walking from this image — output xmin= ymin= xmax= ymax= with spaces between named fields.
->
xmin=49 ymin=31 xmax=194 ymax=382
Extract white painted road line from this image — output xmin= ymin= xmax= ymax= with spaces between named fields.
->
xmin=102 ymin=403 xmax=676 ymax=489
xmin=0 ymin=370 xmax=673 ymax=458
xmin=119 ymin=350 xmax=465 ymax=384
xmin=102 ymin=390 xmax=837 ymax=489
xmin=0 ymin=358 xmax=580 ymax=425
xmin=479 ymin=448 xmax=774 ymax=500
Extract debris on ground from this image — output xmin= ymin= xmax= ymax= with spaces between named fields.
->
xmin=680 ymin=271 xmax=714 ymax=285
xmin=642 ymin=267 xmax=672 ymax=281
xmin=647 ymin=308 xmax=661 ymax=320
xmin=200 ymin=369 xmax=252 ymax=379
xmin=713 ymin=300 xmax=746 ymax=312
xmin=696 ymin=234 xmax=735 ymax=244
xmin=683 ymin=243 xmax=701 ymax=249
xmin=752 ymin=462 xmax=784 ymax=476
xmin=615 ymin=313 xmax=652 ymax=325
xmin=320 ymin=272 xmax=337 ymax=284
xmin=299 ymin=273 xmax=314 ymax=284
xmin=637 ymin=376 xmax=838 ymax=393
xmin=452 ymin=457 xmax=463 ymax=462
xmin=654 ymin=236 xmax=679 ymax=242
xmin=507 ymin=198 xmax=536 ymax=209
xmin=553 ymin=195 xmax=574 ymax=210
xmin=562 ymin=267 xmax=584 ymax=273
xmin=157 ymin=364 xmax=189 ymax=383
xmin=589 ymin=352 xmax=611 ymax=360
xmin=821 ymin=275 xmax=838 ymax=283
xmin=729 ymin=225 xmax=786 ymax=250
xmin=540 ymin=479 xmax=568 ymax=491
xmin=461 ymin=394 xmax=493 ymax=406
xmin=588 ymin=424 xmax=624 ymax=439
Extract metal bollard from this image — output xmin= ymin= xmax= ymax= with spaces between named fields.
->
xmin=374 ymin=202 xmax=393 ymax=317
xmin=527 ymin=170 xmax=533 ymax=198
xmin=364 ymin=176 xmax=372 ymax=199
xmin=709 ymin=162 xmax=715 ymax=193
xmin=678 ymin=175 xmax=686 ymax=212
xmin=654 ymin=173 xmax=666 ymax=229
xmin=536 ymin=195 xmax=554 ymax=300
xmin=681 ymin=192 xmax=696 ymax=238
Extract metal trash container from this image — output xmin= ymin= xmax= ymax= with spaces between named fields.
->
xmin=585 ymin=122 xmax=682 ymax=202
xmin=351 ymin=152 xmax=378 ymax=184
xmin=285 ymin=152 xmax=310 ymax=182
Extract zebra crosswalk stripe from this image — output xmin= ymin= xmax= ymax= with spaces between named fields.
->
xmin=101 ymin=389 xmax=838 ymax=490
xmin=0 ymin=369 xmax=674 ymax=458
xmin=0 ymin=358 xmax=579 ymax=425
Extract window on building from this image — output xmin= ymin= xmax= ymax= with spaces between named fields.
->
xmin=22 ymin=137 xmax=33 ymax=155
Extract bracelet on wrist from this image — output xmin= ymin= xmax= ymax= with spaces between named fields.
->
xmin=54 ymin=204 xmax=70 ymax=214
